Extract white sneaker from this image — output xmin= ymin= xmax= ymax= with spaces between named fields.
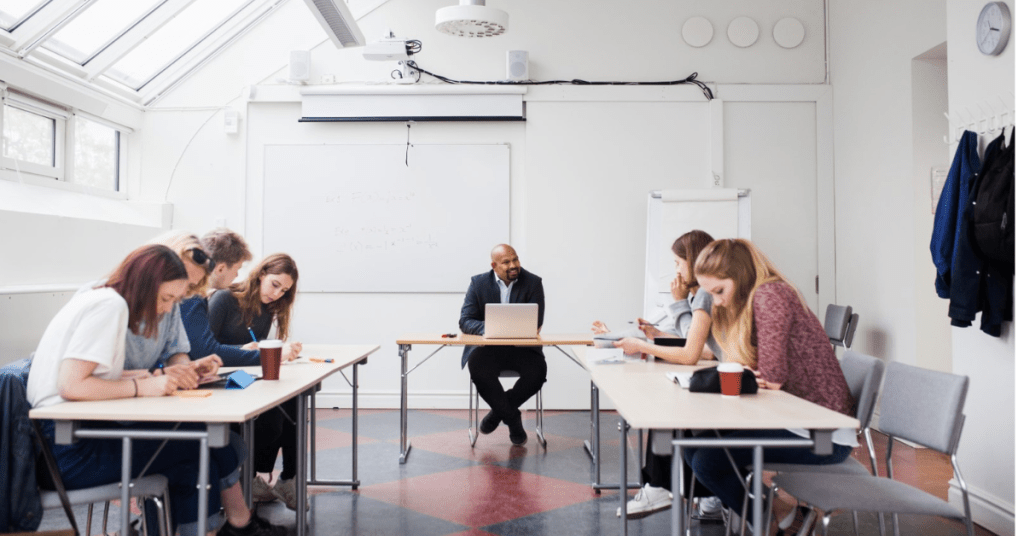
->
xmin=623 ymin=484 xmax=672 ymax=519
xmin=251 ymin=476 xmax=277 ymax=503
xmin=698 ymin=496 xmax=724 ymax=517
xmin=271 ymin=477 xmax=310 ymax=511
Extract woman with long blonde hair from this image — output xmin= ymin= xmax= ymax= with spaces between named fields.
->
xmin=208 ymin=253 xmax=304 ymax=510
xmin=686 ymin=239 xmax=856 ymax=529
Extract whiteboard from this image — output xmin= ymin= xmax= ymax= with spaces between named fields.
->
xmin=643 ymin=189 xmax=751 ymax=321
xmin=263 ymin=144 xmax=509 ymax=292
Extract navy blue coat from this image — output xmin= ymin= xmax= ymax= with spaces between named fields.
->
xmin=931 ymin=131 xmax=980 ymax=298
xmin=0 ymin=357 xmax=42 ymax=532
xmin=459 ymin=268 xmax=545 ymax=368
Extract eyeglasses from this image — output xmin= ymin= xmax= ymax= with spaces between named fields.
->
xmin=189 ymin=248 xmax=212 ymax=272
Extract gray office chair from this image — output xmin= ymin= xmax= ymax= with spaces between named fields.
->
xmin=469 ymin=370 xmax=545 ymax=448
xmin=772 ymin=362 xmax=972 ymax=536
xmin=823 ymin=304 xmax=859 ymax=350
xmin=738 ymin=350 xmax=886 ymax=536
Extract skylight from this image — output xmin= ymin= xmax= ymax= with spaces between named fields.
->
xmin=43 ymin=0 xmax=163 ymax=65
xmin=106 ymin=0 xmax=252 ymax=90
xmin=0 ymin=0 xmax=50 ymax=31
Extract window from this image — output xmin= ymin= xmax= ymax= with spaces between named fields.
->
xmin=0 ymin=0 xmax=50 ymax=31
xmin=2 ymin=104 xmax=55 ymax=167
xmin=1 ymin=89 xmax=128 ymax=196
xmin=106 ymin=0 xmax=251 ymax=90
xmin=43 ymin=0 xmax=163 ymax=65
xmin=72 ymin=115 xmax=120 ymax=191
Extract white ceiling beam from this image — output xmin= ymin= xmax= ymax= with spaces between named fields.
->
xmin=83 ymin=0 xmax=197 ymax=81
xmin=10 ymin=0 xmax=95 ymax=53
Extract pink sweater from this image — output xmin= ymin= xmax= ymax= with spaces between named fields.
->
xmin=752 ymin=281 xmax=854 ymax=417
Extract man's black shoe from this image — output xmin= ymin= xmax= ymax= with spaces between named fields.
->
xmin=506 ymin=412 xmax=528 ymax=445
xmin=480 ymin=410 xmax=501 ymax=435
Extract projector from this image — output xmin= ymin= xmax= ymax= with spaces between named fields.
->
xmin=362 ymin=38 xmax=409 ymax=61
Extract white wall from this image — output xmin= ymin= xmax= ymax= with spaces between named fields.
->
xmin=832 ymin=1 xmax=1014 ymax=533
xmin=944 ymin=1 xmax=1015 ymax=534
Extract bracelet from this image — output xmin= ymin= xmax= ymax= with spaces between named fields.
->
xmin=132 ymin=378 xmax=139 ymax=398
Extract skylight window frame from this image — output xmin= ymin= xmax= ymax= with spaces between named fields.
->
xmin=0 ymin=0 xmax=53 ymax=33
xmin=105 ymin=0 xmax=259 ymax=92
xmin=41 ymin=0 xmax=172 ymax=67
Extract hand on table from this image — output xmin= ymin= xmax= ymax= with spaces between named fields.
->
xmin=591 ymin=321 xmax=610 ymax=334
xmin=153 ymin=364 xmax=199 ymax=392
xmin=192 ymin=354 xmax=223 ymax=377
xmin=613 ymin=337 xmax=646 ymax=355
xmin=751 ymin=370 xmax=782 ymax=390
xmin=636 ymin=318 xmax=660 ymax=340
xmin=283 ymin=342 xmax=303 ymax=362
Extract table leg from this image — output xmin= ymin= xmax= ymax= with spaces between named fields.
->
xmin=399 ymin=344 xmax=411 ymax=464
xmin=671 ymin=444 xmax=682 ymax=536
xmin=309 ymin=388 xmax=318 ymax=482
xmin=197 ymin=436 xmax=209 ymax=536
xmin=242 ymin=420 xmax=253 ymax=507
xmin=752 ymin=445 xmax=763 ymax=536
xmin=296 ymin=388 xmax=310 ymax=536
xmin=351 ymin=360 xmax=359 ymax=489
xmin=121 ymin=437 xmax=132 ymax=536
xmin=620 ymin=418 xmax=629 ymax=536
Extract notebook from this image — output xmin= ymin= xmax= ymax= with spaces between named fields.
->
xmin=483 ymin=303 xmax=539 ymax=339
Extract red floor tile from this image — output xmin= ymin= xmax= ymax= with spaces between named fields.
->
xmin=443 ymin=530 xmax=499 ymax=536
xmin=311 ymin=425 xmax=377 ymax=450
xmin=358 ymin=464 xmax=599 ymax=527
xmin=386 ymin=427 xmax=581 ymax=463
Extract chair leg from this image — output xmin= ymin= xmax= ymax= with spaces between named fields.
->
xmin=102 ymin=501 xmax=110 ymax=535
xmin=763 ymin=483 xmax=776 ymax=536
xmin=851 ymin=511 xmax=858 ymax=536
xmin=160 ymin=489 xmax=172 ymax=536
xmin=535 ymin=388 xmax=547 ymax=448
xmin=468 ymin=378 xmax=479 ymax=447
xmin=820 ymin=512 xmax=831 ymax=536
xmin=892 ymin=513 xmax=900 ymax=536
xmin=85 ymin=503 xmax=93 ymax=536
xmin=794 ymin=507 xmax=816 ymax=536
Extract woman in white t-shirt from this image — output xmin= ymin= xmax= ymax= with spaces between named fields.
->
xmin=27 ymin=245 xmax=285 ymax=536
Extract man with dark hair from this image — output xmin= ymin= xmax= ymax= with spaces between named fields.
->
xmin=459 ymin=244 xmax=546 ymax=445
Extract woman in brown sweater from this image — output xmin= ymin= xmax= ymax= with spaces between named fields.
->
xmin=686 ymin=238 xmax=856 ymax=525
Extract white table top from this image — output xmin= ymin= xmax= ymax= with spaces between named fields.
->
xmin=397 ymin=333 xmax=593 ymax=346
xmin=578 ymin=348 xmax=859 ymax=431
xmin=29 ymin=344 xmax=378 ymax=423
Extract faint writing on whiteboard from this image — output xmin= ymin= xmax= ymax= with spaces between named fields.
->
xmin=336 ymin=236 xmax=440 ymax=252
xmin=325 ymin=191 xmax=416 ymax=204
xmin=334 ymin=225 xmax=413 ymax=236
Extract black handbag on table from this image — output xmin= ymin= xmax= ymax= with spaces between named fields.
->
xmin=687 ymin=366 xmax=759 ymax=394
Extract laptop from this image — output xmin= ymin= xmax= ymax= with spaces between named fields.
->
xmin=483 ymin=303 xmax=539 ymax=339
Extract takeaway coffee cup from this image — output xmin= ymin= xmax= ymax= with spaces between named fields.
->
xmin=718 ymin=362 xmax=744 ymax=397
xmin=259 ymin=339 xmax=283 ymax=380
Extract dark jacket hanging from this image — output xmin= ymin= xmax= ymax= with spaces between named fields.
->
xmin=930 ymin=131 xmax=981 ymax=298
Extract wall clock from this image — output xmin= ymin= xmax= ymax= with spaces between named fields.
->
xmin=977 ymin=1 xmax=1012 ymax=55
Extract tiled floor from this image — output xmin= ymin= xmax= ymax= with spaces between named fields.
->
xmin=37 ymin=409 xmax=996 ymax=535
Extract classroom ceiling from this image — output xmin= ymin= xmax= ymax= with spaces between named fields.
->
xmin=0 ymin=0 xmax=293 ymax=107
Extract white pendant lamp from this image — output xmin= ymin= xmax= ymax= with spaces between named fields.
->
xmin=436 ymin=0 xmax=508 ymax=38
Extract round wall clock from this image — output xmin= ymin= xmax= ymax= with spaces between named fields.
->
xmin=977 ymin=1 xmax=1012 ymax=55
xmin=727 ymin=17 xmax=759 ymax=48
xmin=682 ymin=17 xmax=714 ymax=48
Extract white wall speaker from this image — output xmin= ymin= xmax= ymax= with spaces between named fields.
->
xmin=289 ymin=50 xmax=311 ymax=82
xmin=506 ymin=50 xmax=529 ymax=81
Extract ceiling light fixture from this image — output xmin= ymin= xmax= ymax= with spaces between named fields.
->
xmin=435 ymin=0 xmax=508 ymax=38
xmin=301 ymin=0 xmax=366 ymax=48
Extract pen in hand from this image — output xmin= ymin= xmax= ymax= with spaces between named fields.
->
xmin=248 ymin=327 xmax=258 ymax=344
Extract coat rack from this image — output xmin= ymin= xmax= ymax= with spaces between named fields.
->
xmin=944 ymin=91 xmax=1015 ymax=145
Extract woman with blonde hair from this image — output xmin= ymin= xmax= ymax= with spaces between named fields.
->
xmin=208 ymin=253 xmax=304 ymax=509
xmin=685 ymin=238 xmax=856 ymax=529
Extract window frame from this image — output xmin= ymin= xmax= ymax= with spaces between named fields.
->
xmin=0 ymin=87 xmax=130 ymax=200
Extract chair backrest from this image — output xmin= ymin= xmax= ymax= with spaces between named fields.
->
xmin=823 ymin=304 xmax=853 ymax=348
xmin=877 ymin=361 xmax=969 ymax=454
xmin=838 ymin=350 xmax=885 ymax=431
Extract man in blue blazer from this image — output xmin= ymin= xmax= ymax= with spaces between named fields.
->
xmin=459 ymin=244 xmax=545 ymax=445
